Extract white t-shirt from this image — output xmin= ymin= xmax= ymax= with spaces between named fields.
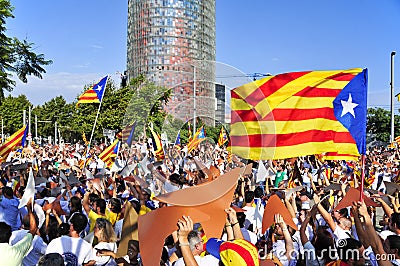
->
xmin=173 ymin=254 xmax=219 ymax=266
xmin=242 ymin=205 xmax=256 ymax=230
xmin=46 ymin=236 xmax=95 ymax=265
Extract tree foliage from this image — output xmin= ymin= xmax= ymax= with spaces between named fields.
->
xmin=367 ymin=107 xmax=400 ymax=143
xmin=0 ymin=0 xmax=52 ymax=101
xmin=0 ymin=75 xmax=225 ymax=146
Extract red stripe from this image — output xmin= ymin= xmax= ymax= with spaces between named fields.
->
xmin=99 ymin=146 xmax=116 ymax=161
xmin=230 ymin=130 xmax=355 ymax=147
xmin=231 ymin=107 xmax=336 ymax=123
xmin=231 ymin=90 xmax=241 ymax=99
xmin=293 ymin=87 xmax=342 ymax=97
xmin=243 ymin=71 xmax=310 ymax=108
xmin=325 ymin=72 xmax=356 ymax=81
xmin=0 ymin=131 xmax=24 ymax=153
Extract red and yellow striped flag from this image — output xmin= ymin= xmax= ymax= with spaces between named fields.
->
xmin=187 ymin=126 xmax=205 ymax=153
xmin=99 ymin=140 xmax=120 ymax=168
xmin=0 ymin=125 xmax=28 ymax=160
xmin=218 ymin=126 xmax=229 ymax=147
xmin=229 ymin=68 xmax=367 ymax=160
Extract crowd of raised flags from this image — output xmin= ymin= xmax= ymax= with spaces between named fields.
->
xmin=4 ymin=69 xmax=400 ymax=265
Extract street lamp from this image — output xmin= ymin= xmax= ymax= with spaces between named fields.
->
xmin=391 ymin=51 xmax=396 ymax=143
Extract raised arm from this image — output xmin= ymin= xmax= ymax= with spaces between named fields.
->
xmin=313 ymin=193 xmax=336 ymax=232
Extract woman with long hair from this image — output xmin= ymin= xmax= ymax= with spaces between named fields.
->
xmin=92 ymin=218 xmax=118 ymax=265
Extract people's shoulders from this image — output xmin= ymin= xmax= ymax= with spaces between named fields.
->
xmin=12 ymin=233 xmax=33 ymax=249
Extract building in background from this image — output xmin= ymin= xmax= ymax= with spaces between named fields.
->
xmin=215 ymin=83 xmax=225 ymax=123
xmin=127 ymin=0 xmax=216 ymax=125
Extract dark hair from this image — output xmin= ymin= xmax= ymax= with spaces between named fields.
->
xmin=338 ymin=208 xmax=349 ymax=218
xmin=109 ymin=198 xmax=122 ymax=213
xmin=392 ymin=213 xmax=400 ymax=229
xmin=237 ymin=212 xmax=246 ymax=228
xmin=69 ymin=212 xmax=88 ymax=233
xmin=58 ymin=222 xmax=70 ymax=236
xmin=0 ymin=222 xmax=12 ymax=243
xmin=89 ymin=193 xmax=100 ymax=203
xmin=337 ymin=238 xmax=362 ymax=262
xmin=244 ymin=190 xmax=255 ymax=204
xmin=69 ymin=196 xmax=82 ymax=217
xmin=2 ymin=186 xmax=13 ymax=198
xmin=38 ymin=253 xmax=64 ymax=266
xmin=95 ymin=198 xmax=107 ymax=214
xmin=313 ymin=228 xmax=334 ymax=258
xmin=385 ymin=235 xmax=400 ymax=257
xmin=254 ymin=187 xmax=264 ymax=198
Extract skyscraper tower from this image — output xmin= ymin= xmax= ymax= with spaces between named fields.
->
xmin=127 ymin=0 xmax=216 ymax=124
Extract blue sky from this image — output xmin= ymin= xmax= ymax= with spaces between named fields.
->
xmin=6 ymin=0 xmax=400 ymax=110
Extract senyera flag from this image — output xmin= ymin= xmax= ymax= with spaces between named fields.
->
xmin=229 ymin=68 xmax=367 ymax=160
xmin=218 ymin=126 xmax=229 ymax=147
xmin=0 ymin=125 xmax=28 ymax=161
xmin=76 ymin=76 xmax=108 ymax=107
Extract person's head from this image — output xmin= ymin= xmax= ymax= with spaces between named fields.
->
xmin=254 ymin=187 xmax=264 ymax=198
xmin=94 ymin=218 xmax=117 ymax=243
xmin=21 ymin=213 xmax=39 ymax=230
xmin=244 ymin=190 xmax=255 ymax=204
xmin=37 ymin=253 xmax=64 ymax=266
xmin=337 ymin=217 xmax=352 ymax=231
xmin=2 ymin=186 xmax=13 ymax=199
xmin=68 ymin=212 xmax=88 ymax=235
xmin=187 ymin=230 xmax=204 ymax=256
xmin=127 ymin=239 xmax=140 ymax=262
xmin=384 ymin=235 xmax=400 ymax=259
xmin=108 ymin=198 xmax=122 ymax=214
xmin=93 ymin=198 xmax=106 ymax=214
xmin=333 ymin=207 xmax=349 ymax=221
xmin=0 ymin=222 xmax=11 ymax=243
xmin=58 ymin=222 xmax=70 ymax=236
xmin=337 ymin=238 xmax=365 ymax=266
xmin=391 ymin=213 xmax=400 ymax=232
xmin=69 ymin=196 xmax=82 ymax=214
xmin=236 ymin=212 xmax=246 ymax=228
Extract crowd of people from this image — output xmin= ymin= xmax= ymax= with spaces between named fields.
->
xmin=1 ymin=136 xmax=400 ymax=266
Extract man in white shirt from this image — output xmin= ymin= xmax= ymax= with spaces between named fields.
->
xmin=46 ymin=212 xmax=95 ymax=265
xmin=174 ymin=230 xmax=219 ymax=266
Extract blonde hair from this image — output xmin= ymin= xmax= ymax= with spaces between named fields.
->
xmin=95 ymin=218 xmax=117 ymax=243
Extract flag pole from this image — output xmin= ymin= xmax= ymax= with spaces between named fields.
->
xmin=88 ymin=75 xmax=109 ymax=147
xmin=84 ymin=75 xmax=109 ymax=169
xmin=360 ymin=154 xmax=366 ymax=202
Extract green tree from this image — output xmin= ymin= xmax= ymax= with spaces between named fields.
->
xmin=0 ymin=0 xmax=52 ymax=100
xmin=367 ymin=107 xmax=400 ymax=143
xmin=0 ymin=94 xmax=31 ymax=133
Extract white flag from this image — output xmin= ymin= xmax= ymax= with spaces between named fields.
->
xmin=256 ymin=161 xmax=267 ymax=183
xmin=18 ymin=168 xmax=35 ymax=209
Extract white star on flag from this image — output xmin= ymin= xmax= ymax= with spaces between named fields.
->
xmin=340 ymin=93 xmax=358 ymax=118
xmin=94 ymin=84 xmax=102 ymax=91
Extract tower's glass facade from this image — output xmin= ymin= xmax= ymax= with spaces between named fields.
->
xmin=127 ymin=0 xmax=216 ymax=124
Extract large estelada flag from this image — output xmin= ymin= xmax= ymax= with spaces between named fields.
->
xmin=229 ymin=68 xmax=367 ymax=160
xmin=99 ymin=140 xmax=120 ymax=168
xmin=76 ymin=76 xmax=108 ymax=107
xmin=0 ymin=125 xmax=28 ymax=160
